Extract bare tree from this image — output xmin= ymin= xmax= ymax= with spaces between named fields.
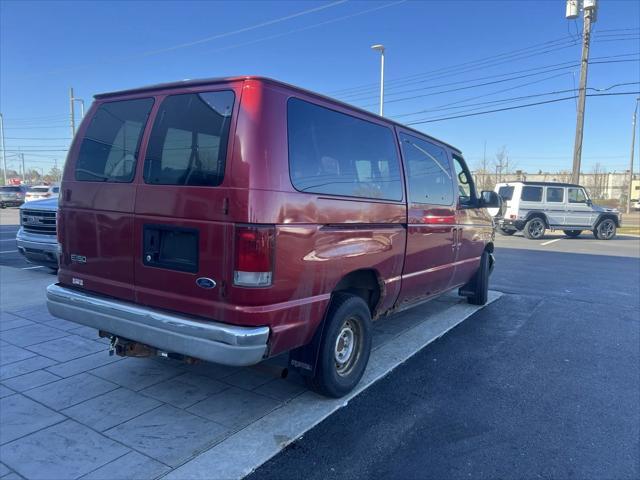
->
xmin=493 ymin=146 xmax=508 ymax=183
xmin=588 ymin=163 xmax=608 ymax=199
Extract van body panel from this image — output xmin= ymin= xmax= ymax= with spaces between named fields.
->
xmin=55 ymin=76 xmax=492 ymax=364
xmin=58 ymin=98 xmax=154 ymax=301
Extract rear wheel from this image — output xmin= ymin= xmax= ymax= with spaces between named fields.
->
xmin=594 ymin=219 xmax=616 ymax=240
xmin=498 ymin=227 xmax=516 ymax=236
xmin=468 ymin=251 xmax=490 ymax=305
xmin=523 ymin=217 xmax=545 ymax=240
xmin=563 ymin=230 xmax=582 ymax=238
xmin=307 ymin=293 xmax=372 ymax=398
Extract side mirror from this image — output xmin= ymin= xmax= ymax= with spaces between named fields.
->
xmin=480 ymin=191 xmax=501 ymax=208
xmin=586 ymin=199 xmax=593 ymax=206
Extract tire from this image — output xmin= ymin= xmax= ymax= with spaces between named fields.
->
xmin=306 ymin=293 xmax=372 ymax=398
xmin=497 ymin=227 xmax=516 ymax=236
xmin=0 ymin=203 xmax=5 ymax=209
xmin=467 ymin=251 xmax=490 ymax=305
xmin=594 ymin=218 xmax=616 ymax=240
xmin=563 ymin=230 xmax=582 ymax=238
xmin=523 ymin=217 xmax=546 ymax=240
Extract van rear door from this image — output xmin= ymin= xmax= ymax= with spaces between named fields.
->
xmin=58 ymin=97 xmax=154 ymax=301
xmin=132 ymin=88 xmax=238 ymax=320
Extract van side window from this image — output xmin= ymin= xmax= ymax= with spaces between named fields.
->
xmin=546 ymin=187 xmax=564 ymax=203
xmin=287 ymin=98 xmax=403 ymax=201
xmin=75 ymin=98 xmax=153 ymax=182
xmin=568 ymin=187 xmax=587 ymax=203
xmin=399 ymin=133 xmax=453 ymax=205
xmin=521 ymin=186 xmax=542 ymax=202
xmin=144 ymin=91 xmax=234 ymax=186
xmin=452 ymin=155 xmax=476 ymax=206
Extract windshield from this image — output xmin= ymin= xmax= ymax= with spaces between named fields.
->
xmin=29 ymin=187 xmax=50 ymax=193
xmin=0 ymin=186 xmax=21 ymax=192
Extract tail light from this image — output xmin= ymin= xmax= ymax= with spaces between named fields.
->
xmin=234 ymin=225 xmax=274 ymax=287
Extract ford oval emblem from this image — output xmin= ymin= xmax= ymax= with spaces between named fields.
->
xmin=196 ymin=277 xmax=216 ymax=289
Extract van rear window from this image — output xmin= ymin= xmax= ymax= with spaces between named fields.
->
xmin=143 ymin=91 xmax=234 ymax=186
xmin=75 ymin=98 xmax=153 ymax=182
xmin=287 ymin=98 xmax=403 ymax=201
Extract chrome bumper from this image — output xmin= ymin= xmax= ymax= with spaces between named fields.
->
xmin=46 ymin=284 xmax=270 ymax=366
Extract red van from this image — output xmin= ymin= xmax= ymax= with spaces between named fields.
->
xmin=46 ymin=77 xmax=499 ymax=397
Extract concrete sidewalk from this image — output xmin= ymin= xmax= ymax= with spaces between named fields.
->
xmin=0 ymin=266 xmax=496 ymax=479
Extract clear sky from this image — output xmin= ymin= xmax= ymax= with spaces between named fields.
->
xmin=1 ymin=0 xmax=638 ymax=177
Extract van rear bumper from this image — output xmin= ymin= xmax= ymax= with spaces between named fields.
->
xmin=46 ymin=284 xmax=270 ymax=366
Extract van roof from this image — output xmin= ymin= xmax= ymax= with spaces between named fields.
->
xmin=94 ymin=76 xmax=462 ymax=154
xmin=499 ymin=181 xmax=583 ymax=188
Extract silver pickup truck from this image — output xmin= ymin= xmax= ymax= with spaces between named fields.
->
xmin=16 ymin=197 xmax=59 ymax=270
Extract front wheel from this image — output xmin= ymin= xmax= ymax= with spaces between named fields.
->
xmin=307 ymin=293 xmax=372 ymax=398
xmin=563 ymin=230 xmax=582 ymax=238
xmin=594 ymin=219 xmax=616 ymax=240
xmin=523 ymin=217 xmax=546 ymax=240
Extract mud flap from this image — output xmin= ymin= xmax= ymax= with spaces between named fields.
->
xmin=288 ymin=308 xmax=330 ymax=378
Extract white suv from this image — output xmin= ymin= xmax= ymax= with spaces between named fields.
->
xmin=490 ymin=181 xmax=621 ymax=240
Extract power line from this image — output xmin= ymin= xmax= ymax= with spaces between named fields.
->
xmin=392 ymin=79 xmax=640 ymax=119
xmin=330 ymin=32 xmax=638 ymax=98
xmin=4 ymin=137 xmax=71 ymax=140
xmin=199 ymin=1 xmax=408 ymax=56
xmin=327 ymin=35 xmax=581 ymax=96
xmin=405 ymin=92 xmax=640 ymax=125
xmin=356 ymin=59 xmax=639 ymax=110
xmin=340 ymin=53 xmax=639 ymax=102
xmin=22 ymin=0 xmax=353 ymax=77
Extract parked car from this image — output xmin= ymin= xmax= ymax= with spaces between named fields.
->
xmin=492 ymin=181 xmax=620 ymax=240
xmin=0 ymin=185 xmax=26 ymax=208
xmin=631 ymin=199 xmax=640 ymax=211
xmin=25 ymin=184 xmax=60 ymax=202
xmin=46 ymin=76 xmax=500 ymax=397
xmin=16 ymin=197 xmax=59 ymax=270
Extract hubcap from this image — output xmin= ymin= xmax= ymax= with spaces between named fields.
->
xmin=529 ymin=220 xmax=544 ymax=237
xmin=599 ymin=220 xmax=614 ymax=239
xmin=334 ymin=318 xmax=361 ymax=376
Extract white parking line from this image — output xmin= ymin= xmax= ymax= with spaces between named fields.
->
xmin=0 ymin=250 xmax=18 ymax=254
xmin=21 ymin=266 xmax=43 ymax=270
xmin=541 ymin=238 xmax=563 ymax=246
xmin=0 ymin=238 xmax=16 ymax=242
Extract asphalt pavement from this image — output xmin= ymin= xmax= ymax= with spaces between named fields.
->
xmin=250 ymin=232 xmax=640 ymax=479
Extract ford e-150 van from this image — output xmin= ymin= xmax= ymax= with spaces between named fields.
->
xmin=46 ymin=76 xmax=500 ymax=397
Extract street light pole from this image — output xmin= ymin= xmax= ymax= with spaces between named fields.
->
xmin=371 ymin=44 xmax=385 ymax=116
xmin=0 ymin=113 xmax=6 ymax=185
xmin=626 ymin=97 xmax=639 ymax=214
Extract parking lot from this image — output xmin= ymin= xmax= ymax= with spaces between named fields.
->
xmin=1 ymin=207 xmax=639 ymax=479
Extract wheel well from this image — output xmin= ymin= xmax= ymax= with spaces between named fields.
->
xmin=526 ymin=212 xmax=549 ymax=227
xmin=333 ymin=269 xmax=382 ymax=316
xmin=595 ymin=213 xmax=620 ymax=227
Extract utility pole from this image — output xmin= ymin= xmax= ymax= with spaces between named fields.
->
xmin=20 ymin=153 xmax=26 ymax=184
xmin=482 ymin=140 xmax=487 ymax=190
xmin=0 ymin=112 xmax=6 ymax=185
xmin=627 ymin=97 xmax=639 ymax=214
xmin=567 ymin=0 xmax=598 ymax=184
xmin=70 ymin=87 xmax=76 ymax=138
